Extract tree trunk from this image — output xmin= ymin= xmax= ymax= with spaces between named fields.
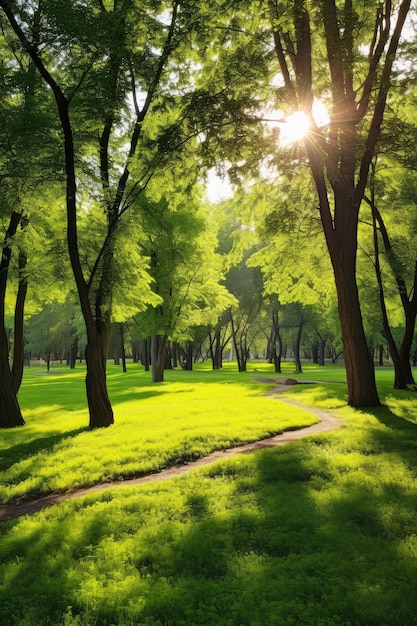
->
xmin=70 ymin=336 xmax=78 ymax=369
xmin=119 ymin=323 xmax=127 ymax=373
xmin=293 ymin=323 xmax=303 ymax=374
xmin=318 ymin=335 xmax=325 ymax=366
xmin=85 ymin=322 xmax=114 ymax=428
xmin=0 ymin=326 xmax=25 ymax=427
xmin=0 ymin=211 xmax=25 ymax=427
xmin=151 ymin=334 xmax=167 ymax=382
xmin=140 ymin=338 xmax=150 ymax=371
xmin=11 ymin=262 xmax=28 ymax=394
xmin=399 ymin=308 xmax=417 ymax=385
xmin=213 ymin=329 xmax=223 ymax=369
xmin=332 ymin=253 xmax=380 ymax=406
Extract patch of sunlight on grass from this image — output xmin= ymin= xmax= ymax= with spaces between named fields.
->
xmin=0 ymin=365 xmax=316 ymax=503
xmin=384 ymin=394 xmax=417 ymax=423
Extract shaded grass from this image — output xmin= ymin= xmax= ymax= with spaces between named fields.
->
xmin=0 ymin=362 xmax=316 ymax=503
xmin=1 ymin=362 xmax=417 ymax=625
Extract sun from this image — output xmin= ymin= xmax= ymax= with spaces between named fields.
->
xmin=279 ymin=111 xmax=310 ymax=146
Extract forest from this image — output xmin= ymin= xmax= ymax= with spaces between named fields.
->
xmin=1 ymin=2 xmax=417 ymax=625
xmin=0 ymin=0 xmax=416 ymax=429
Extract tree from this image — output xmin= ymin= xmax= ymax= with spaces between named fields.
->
xmin=0 ymin=0 xmax=206 ymax=426
xmin=135 ymin=191 xmax=232 ymax=382
xmin=266 ymin=0 xmax=412 ymax=406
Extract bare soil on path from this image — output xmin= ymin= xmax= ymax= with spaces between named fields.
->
xmin=0 ymin=379 xmax=340 ymax=523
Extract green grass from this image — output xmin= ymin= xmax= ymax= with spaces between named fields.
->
xmin=0 ymin=361 xmax=316 ymax=504
xmin=1 ymin=361 xmax=417 ymax=626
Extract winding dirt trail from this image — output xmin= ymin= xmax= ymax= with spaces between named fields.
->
xmin=0 ymin=380 xmax=340 ymax=523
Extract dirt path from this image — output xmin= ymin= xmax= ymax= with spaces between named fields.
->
xmin=0 ymin=381 xmax=340 ymax=523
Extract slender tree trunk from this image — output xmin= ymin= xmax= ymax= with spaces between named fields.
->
xmin=293 ymin=323 xmax=303 ymax=373
xmin=318 ymin=335 xmax=325 ymax=366
xmin=151 ymin=334 xmax=167 ymax=382
xmin=172 ymin=341 xmax=178 ymax=368
xmin=141 ymin=338 xmax=150 ymax=371
xmin=119 ymin=323 xmax=127 ymax=373
xmin=11 ymin=257 xmax=28 ymax=394
xmin=372 ymin=207 xmax=407 ymax=389
xmin=214 ymin=329 xmax=222 ymax=369
xmin=70 ymin=336 xmax=77 ymax=369
xmin=378 ymin=345 xmax=384 ymax=367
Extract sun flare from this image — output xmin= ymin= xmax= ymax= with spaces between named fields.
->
xmin=279 ymin=111 xmax=310 ymax=146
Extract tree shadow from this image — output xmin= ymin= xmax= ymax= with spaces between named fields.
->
xmin=3 ymin=410 xmax=417 ymax=625
xmin=0 ymin=427 xmax=88 ymax=472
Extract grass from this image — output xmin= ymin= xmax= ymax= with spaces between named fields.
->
xmin=0 ymin=361 xmax=316 ymax=504
xmin=1 ymin=360 xmax=417 ymax=625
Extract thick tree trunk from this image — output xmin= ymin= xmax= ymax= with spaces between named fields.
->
xmin=85 ymin=322 xmax=114 ymax=428
xmin=151 ymin=334 xmax=167 ymax=382
xmin=332 ymin=254 xmax=380 ymax=406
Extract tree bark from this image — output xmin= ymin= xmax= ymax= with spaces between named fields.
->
xmin=293 ymin=323 xmax=303 ymax=373
xmin=332 ymin=247 xmax=380 ymax=405
xmin=85 ymin=321 xmax=114 ymax=428
xmin=118 ymin=323 xmax=127 ymax=373
xmin=151 ymin=334 xmax=167 ymax=382
xmin=11 ymin=249 xmax=28 ymax=394
xmin=0 ymin=211 xmax=25 ymax=427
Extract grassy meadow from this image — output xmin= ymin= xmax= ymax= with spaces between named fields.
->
xmin=1 ymin=361 xmax=417 ymax=625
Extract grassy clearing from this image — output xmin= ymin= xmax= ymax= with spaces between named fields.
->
xmin=0 ymin=361 xmax=315 ymax=503
xmin=1 ymin=362 xmax=417 ymax=625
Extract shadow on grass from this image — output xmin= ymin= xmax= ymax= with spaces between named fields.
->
xmin=0 ymin=428 xmax=88 ymax=473
xmin=2 ymin=402 xmax=417 ymax=625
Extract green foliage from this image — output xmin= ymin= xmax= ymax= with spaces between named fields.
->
xmin=1 ymin=364 xmax=417 ymax=625
xmin=135 ymin=192 xmax=233 ymax=340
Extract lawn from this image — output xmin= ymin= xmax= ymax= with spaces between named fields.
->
xmin=1 ymin=361 xmax=417 ymax=625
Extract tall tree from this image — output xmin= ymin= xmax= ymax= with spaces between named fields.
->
xmin=0 ymin=0 xmax=202 ymax=426
xmin=135 ymin=191 xmax=232 ymax=382
xmin=267 ymin=0 xmax=411 ymax=406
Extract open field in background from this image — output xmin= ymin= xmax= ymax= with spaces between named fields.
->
xmin=1 ymin=362 xmax=417 ymax=625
